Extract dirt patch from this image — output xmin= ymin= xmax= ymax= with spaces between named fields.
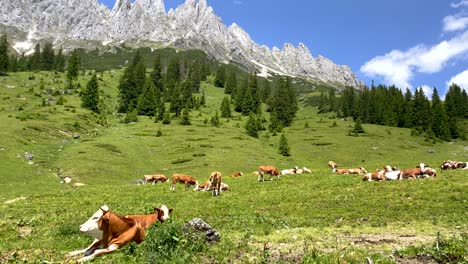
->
xmin=347 ymin=234 xmax=435 ymax=248
xmin=395 ymin=255 xmax=438 ymax=264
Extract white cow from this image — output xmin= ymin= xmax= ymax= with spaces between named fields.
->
xmin=384 ymin=165 xmax=401 ymax=180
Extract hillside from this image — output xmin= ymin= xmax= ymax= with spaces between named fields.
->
xmin=0 ymin=69 xmax=467 ymax=263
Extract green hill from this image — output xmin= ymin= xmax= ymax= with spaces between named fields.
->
xmin=0 ymin=67 xmax=466 ymax=263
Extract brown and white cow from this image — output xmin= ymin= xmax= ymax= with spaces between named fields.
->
xmin=68 ymin=205 xmax=172 ymax=262
xmin=170 ymin=174 xmax=198 ymax=191
xmin=209 ymin=171 xmax=222 ymax=196
xmin=143 ymin=174 xmax=168 ymax=185
xmin=258 ymin=165 xmax=281 ymax=181
xmin=229 ymin=172 xmax=243 ymax=177
xmin=68 ymin=206 xmax=145 ymax=262
xmin=399 ymin=168 xmax=422 ymax=179
xmin=334 ymin=167 xmax=367 ymax=175
xmin=363 ymin=169 xmax=385 ymax=181
xmin=124 ymin=205 xmax=173 ymax=229
xmin=194 ymin=181 xmax=211 ymax=191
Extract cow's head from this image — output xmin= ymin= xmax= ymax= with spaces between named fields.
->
xmin=155 ymin=205 xmax=173 ymax=222
xmin=360 ymin=167 xmax=367 ymax=173
xmin=79 ymin=205 xmax=109 ymax=239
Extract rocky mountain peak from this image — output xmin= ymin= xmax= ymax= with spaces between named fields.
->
xmin=0 ymin=0 xmax=363 ymax=87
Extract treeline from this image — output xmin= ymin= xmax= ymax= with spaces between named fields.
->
xmin=0 ymin=35 xmax=66 ymax=73
xmin=214 ymin=64 xmax=298 ymax=137
xmin=316 ymin=84 xmax=467 ymax=140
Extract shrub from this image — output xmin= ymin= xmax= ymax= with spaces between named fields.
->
xmin=138 ymin=221 xmax=208 ymax=264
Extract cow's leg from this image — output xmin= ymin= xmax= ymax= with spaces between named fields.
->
xmin=77 ymin=245 xmax=119 ymax=263
xmin=67 ymin=239 xmax=101 ymax=257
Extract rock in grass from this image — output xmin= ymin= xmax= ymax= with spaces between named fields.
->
xmin=24 ymin=152 xmax=34 ymax=160
xmin=184 ymin=218 xmax=220 ymax=243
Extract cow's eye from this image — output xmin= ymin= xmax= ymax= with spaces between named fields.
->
xmin=92 ymin=217 xmax=99 ymax=220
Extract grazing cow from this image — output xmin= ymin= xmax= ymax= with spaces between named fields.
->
xmin=209 ymin=171 xmax=222 ymax=196
xmin=143 ymin=174 xmax=168 ymax=185
xmin=363 ymin=169 xmax=385 ymax=181
xmin=170 ymin=174 xmax=198 ymax=191
xmin=230 ymin=172 xmax=243 ymax=177
xmin=258 ymin=165 xmax=281 ymax=181
xmin=194 ymin=181 xmax=211 ymax=191
xmin=124 ymin=205 xmax=173 ymax=229
xmin=68 ymin=206 xmax=145 ymax=262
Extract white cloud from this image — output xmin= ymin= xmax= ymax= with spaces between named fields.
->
xmin=443 ymin=15 xmax=468 ymax=32
xmin=447 ymin=69 xmax=468 ymax=91
xmin=451 ymin=0 xmax=468 ymax=8
xmin=360 ymin=31 xmax=468 ymax=89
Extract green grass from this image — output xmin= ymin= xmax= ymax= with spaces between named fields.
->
xmin=0 ymin=70 xmax=467 ymax=263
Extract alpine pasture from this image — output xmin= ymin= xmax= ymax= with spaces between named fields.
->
xmin=0 ymin=69 xmax=467 ymax=263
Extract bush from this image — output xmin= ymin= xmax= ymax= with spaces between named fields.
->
xmin=138 ymin=221 xmax=208 ymax=264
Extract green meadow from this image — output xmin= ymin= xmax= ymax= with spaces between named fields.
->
xmin=0 ymin=70 xmax=467 ymax=263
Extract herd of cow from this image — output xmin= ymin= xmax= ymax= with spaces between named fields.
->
xmin=69 ymin=159 xmax=466 ymax=262
xmin=327 ymin=160 xmax=467 ymax=182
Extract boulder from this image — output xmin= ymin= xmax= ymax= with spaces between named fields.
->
xmin=184 ymin=218 xmax=220 ymax=243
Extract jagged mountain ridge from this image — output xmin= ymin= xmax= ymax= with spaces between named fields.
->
xmin=0 ymin=0 xmax=363 ymax=87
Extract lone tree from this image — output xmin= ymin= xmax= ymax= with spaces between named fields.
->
xmin=353 ymin=117 xmax=365 ymax=133
xmin=67 ymin=49 xmax=81 ymax=81
xmin=220 ymin=96 xmax=232 ymax=118
xmin=278 ymin=132 xmax=291 ymax=156
xmin=81 ymin=74 xmax=100 ymax=113
xmin=180 ymin=107 xmax=191 ymax=125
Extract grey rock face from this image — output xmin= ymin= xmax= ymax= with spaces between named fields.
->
xmin=0 ymin=0 xmax=363 ymax=87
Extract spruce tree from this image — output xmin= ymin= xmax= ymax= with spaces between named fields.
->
xmin=224 ymin=70 xmax=237 ymax=94
xmin=214 ymin=65 xmax=226 ymax=88
xmin=180 ymin=107 xmax=191 ymax=125
xmin=54 ymin=47 xmax=65 ymax=72
xmin=234 ymin=79 xmax=247 ymax=112
xmin=41 ymin=42 xmax=54 ymax=71
xmin=431 ymin=88 xmax=450 ymax=141
xmin=278 ymin=132 xmax=291 ymax=156
xmin=162 ymin=109 xmax=171 ymax=124
xmin=29 ymin=43 xmax=41 ymax=71
xmin=220 ymin=96 xmax=232 ymax=118
xmin=117 ymin=51 xmax=145 ymax=113
xmin=0 ymin=34 xmax=8 ymax=73
xmin=353 ymin=117 xmax=365 ymax=133
xmin=269 ymin=110 xmax=281 ymax=132
xmin=166 ymin=57 xmax=180 ymax=84
xmin=137 ymin=78 xmax=157 ymax=116
xmin=9 ymin=55 xmax=17 ymax=72
xmin=189 ymin=61 xmax=202 ymax=93
xmin=211 ymin=110 xmax=220 ymax=127
xmin=81 ymin=74 xmax=100 ymax=113
xmin=66 ymin=49 xmax=80 ymax=81
xmin=269 ymin=77 xmax=298 ymax=128
xmin=249 ymin=72 xmax=261 ymax=113
xmin=241 ymin=87 xmax=254 ymax=115
xmin=245 ymin=112 xmax=259 ymax=138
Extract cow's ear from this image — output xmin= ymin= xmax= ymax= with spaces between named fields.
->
xmin=169 ymin=208 xmax=174 ymax=213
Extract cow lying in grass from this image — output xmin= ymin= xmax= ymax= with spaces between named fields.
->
xmin=333 ymin=167 xmax=367 ymax=175
xmin=440 ymin=160 xmax=468 ymax=170
xmin=229 ymin=172 xmax=243 ymax=177
xmin=68 ymin=205 xmax=172 ymax=262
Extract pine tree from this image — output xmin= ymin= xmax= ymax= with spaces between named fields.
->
xmin=224 ymin=70 xmax=237 ymax=94
xmin=29 ymin=43 xmax=41 ymax=71
xmin=241 ymin=87 xmax=254 ymax=115
xmin=166 ymin=57 xmax=180 ymax=84
xmin=117 ymin=51 xmax=145 ymax=113
xmin=220 ymin=96 xmax=232 ymax=118
xmin=353 ymin=117 xmax=365 ymax=133
xmin=278 ymin=132 xmax=291 ymax=156
xmin=54 ymin=47 xmax=65 ymax=72
xmin=200 ymin=89 xmax=206 ymax=106
xmin=269 ymin=110 xmax=281 ymax=132
xmin=269 ymin=77 xmax=298 ymax=128
xmin=66 ymin=49 xmax=80 ymax=81
xmin=234 ymin=79 xmax=247 ymax=112
xmin=261 ymin=79 xmax=270 ymax=102
xmin=162 ymin=109 xmax=171 ymax=124
xmin=245 ymin=112 xmax=259 ymax=138
xmin=431 ymin=88 xmax=450 ymax=141
xmin=180 ymin=107 xmax=191 ymax=125
xmin=124 ymin=108 xmax=139 ymax=123
xmin=8 ymin=55 xmax=17 ymax=72
xmin=137 ymin=77 xmax=157 ymax=116
xmin=214 ymin=65 xmax=226 ymax=88
xmin=189 ymin=61 xmax=202 ymax=93
xmin=81 ymin=74 xmax=100 ymax=113
xmin=211 ymin=110 xmax=220 ymax=127
xmin=41 ymin=42 xmax=54 ymax=71
xmin=0 ymin=34 xmax=8 ymax=73
xmin=249 ymin=72 xmax=261 ymax=114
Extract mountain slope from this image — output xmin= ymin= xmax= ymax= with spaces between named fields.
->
xmin=0 ymin=0 xmax=362 ymax=87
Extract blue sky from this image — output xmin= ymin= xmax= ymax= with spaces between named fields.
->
xmin=98 ymin=0 xmax=468 ymax=97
